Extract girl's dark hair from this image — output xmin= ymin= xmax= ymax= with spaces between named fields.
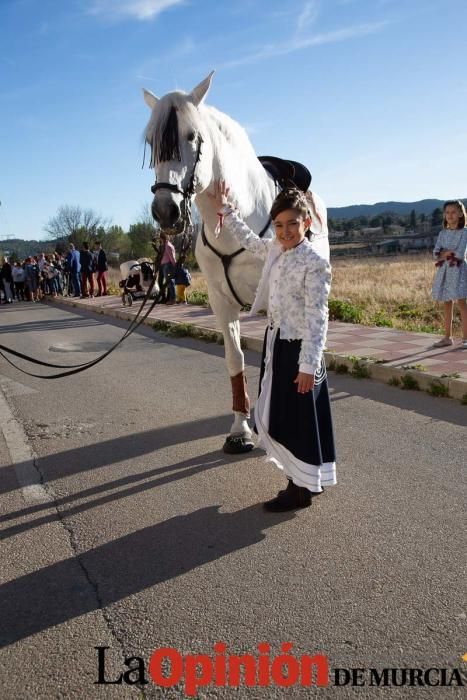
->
xmin=270 ymin=187 xmax=310 ymax=220
xmin=443 ymin=200 xmax=466 ymax=229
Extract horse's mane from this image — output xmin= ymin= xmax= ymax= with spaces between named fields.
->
xmin=145 ymin=92 xmax=193 ymax=167
xmin=145 ymin=92 xmax=271 ymax=218
xmin=203 ymin=105 xmax=268 ymax=216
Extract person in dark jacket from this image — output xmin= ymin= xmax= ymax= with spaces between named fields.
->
xmin=24 ymin=257 xmax=40 ymax=301
xmin=80 ymin=241 xmax=95 ymax=298
xmin=93 ymin=241 xmax=108 ymax=296
xmin=0 ymin=258 xmax=13 ymax=303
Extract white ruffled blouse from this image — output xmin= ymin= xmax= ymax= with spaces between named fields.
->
xmin=221 ymin=208 xmax=331 ymax=374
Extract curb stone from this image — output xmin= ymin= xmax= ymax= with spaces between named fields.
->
xmin=50 ymin=297 xmax=467 ymax=404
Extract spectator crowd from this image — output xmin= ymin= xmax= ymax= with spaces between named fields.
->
xmin=0 ymin=241 xmax=108 ymax=304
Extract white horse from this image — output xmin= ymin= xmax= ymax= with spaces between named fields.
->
xmin=143 ymin=72 xmax=328 ymax=453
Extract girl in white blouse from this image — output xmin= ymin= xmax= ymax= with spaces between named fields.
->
xmin=209 ymin=183 xmax=337 ymax=512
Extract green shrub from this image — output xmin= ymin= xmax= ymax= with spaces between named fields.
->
xmin=461 ymin=393 xmax=467 ymax=405
xmin=417 ymin=324 xmax=440 ymax=334
xmin=166 ymin=322 xmax=195 ymax=337
xmin=400 ymin=374 xmax=420 ymax=391
xmin=372 ymin=310 xmax=393 ymax=327
xmin=106 ymin=283 xmax=120 ymax=296
xmin=186 ymin=290 xmax=209 ymax=306
xmin=388 ymin=376 xmax=400 ymax=386
xmin=152 ymin=320 xmax=223 ymax=345
xmin=396 ymin=303 xmax=418 ymax=319
xmin=427 ymin=380 xmax=449 ymax=398
xmin=152 ymin=320 xmax=171 ymax=333
xmin=351 ymin=360 xmax=370 ymax=379
xmin=335 ymin=363 xmax=349 ymax=374
xmin=402 ymin=363 xmax=426 ymax=372
xmin=328 ymin=299 xmax=364 ymax=324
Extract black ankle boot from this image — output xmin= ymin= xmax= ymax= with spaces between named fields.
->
xmin=263 ymin=480 xmax=312 ymax=512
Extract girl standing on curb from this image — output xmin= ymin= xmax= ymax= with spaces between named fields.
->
xmin=432 ymin=200 xmax=467 ymax=348
xmin=208 ymin=182 xmax=336 ymax=512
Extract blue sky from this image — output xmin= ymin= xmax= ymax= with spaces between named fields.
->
xmin=0 ymin=0 xmax=465 ymax=240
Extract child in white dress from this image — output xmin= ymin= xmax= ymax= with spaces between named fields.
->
xmin=432 ymin=200 xmax=467 ymax=348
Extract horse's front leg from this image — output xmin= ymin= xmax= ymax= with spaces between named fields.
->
xmin=208 ymin=287 xmax=254 ymax=454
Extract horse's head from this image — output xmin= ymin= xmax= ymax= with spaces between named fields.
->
xmin=143 ymin=72 xmax=215 ymax=234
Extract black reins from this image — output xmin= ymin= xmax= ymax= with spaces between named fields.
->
xmin=0 ymin=236 xmax=173 ymax=379
xmin=0 ymin=133 xmax=202 ymax=380
xmin=0 ymin=118 xmax=267 ymax=379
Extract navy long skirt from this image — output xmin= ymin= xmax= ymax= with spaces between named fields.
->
xmin=256 ymin=328 xmax=336 ymax=488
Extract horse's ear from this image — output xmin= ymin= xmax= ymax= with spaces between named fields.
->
xmin=143 ymin=88 xmax=159 ymax=110
xmin=190 ymin=71 xmax=215 ymax=107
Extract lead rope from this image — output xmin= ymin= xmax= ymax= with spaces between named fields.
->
xmin=1 ymin=132 xmax=201 ymax=379
xmin=0 ymin=247 xmax=165 ymax=379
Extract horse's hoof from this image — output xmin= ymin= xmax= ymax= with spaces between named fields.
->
xmin=223 ymin=435 xmax=255 ymax=454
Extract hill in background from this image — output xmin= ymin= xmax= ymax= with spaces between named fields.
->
xmin=0 ymin=238 xmax=53 ymax=259
xmin=328 ymin=198 xmax=467 ymax=220
xmin=2 ymin=198 xmax=466 ymax=255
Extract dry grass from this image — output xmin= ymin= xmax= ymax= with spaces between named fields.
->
xmin=187 ymin=272 xmax=208 ymax=296
xmin=107 ymin=254 xmax=461 ymax=335
xmin=332 ymin=253 xmax=435 ymax=308
xmin=329 ymin=253 xmax=450 ymax=333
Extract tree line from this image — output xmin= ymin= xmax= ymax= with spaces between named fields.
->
xmin=329 ymin=207 xmax=444 ymax=234
xmin=43 ymin=204 xmax=156 ymax=261
xmin=1 ymin=202 xmax=203 ymax=269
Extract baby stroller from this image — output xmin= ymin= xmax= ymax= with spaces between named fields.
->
xmin=119 ymin=258 xmax=159 ymax=306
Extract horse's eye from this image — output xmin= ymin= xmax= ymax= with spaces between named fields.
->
xmin=187 ymin=131 xmax=196 ymax=142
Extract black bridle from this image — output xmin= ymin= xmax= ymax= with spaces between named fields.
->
xmin=150 ymin=131 xmax=272 ymax=308
xmin=150 ymin=134 xmax=203 ymax=235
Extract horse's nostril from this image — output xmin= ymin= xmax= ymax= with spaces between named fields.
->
xmin=169 ymin=203 xmax=179 ymax=221
xmin=151 ymin=202 xmax=160 ymax=222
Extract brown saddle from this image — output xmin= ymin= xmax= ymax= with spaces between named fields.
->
xmin=258 ymin=155 xmax=312 ymax=193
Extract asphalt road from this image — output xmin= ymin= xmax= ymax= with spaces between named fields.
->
xmin=0 ymin=301 xmax=465 ymax=699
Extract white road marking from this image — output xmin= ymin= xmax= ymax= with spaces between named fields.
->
xmin=0 ymin=375 xmax=38 ymax=397
xmin=0 ymin=389 xmax=52 ymax=504
xmin=329 ymin=389 xmax=351 ymax=400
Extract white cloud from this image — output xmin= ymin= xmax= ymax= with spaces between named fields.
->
xmin=88 ymin=0 xmax=185 ymax=21
xmin=218 ymin=21 xmax=389 ymax=70
xmin=296 ymin=1 xmax=319 ymax=34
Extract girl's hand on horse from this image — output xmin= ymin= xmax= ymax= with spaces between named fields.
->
xmin=207 ymin=180 xmax=232 ymax=209
xmin=294 ymin=372 xmax=315 ymax=394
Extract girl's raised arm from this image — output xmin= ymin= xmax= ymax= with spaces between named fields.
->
xmin=207 ymin=180 xmax=270 ymax=260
